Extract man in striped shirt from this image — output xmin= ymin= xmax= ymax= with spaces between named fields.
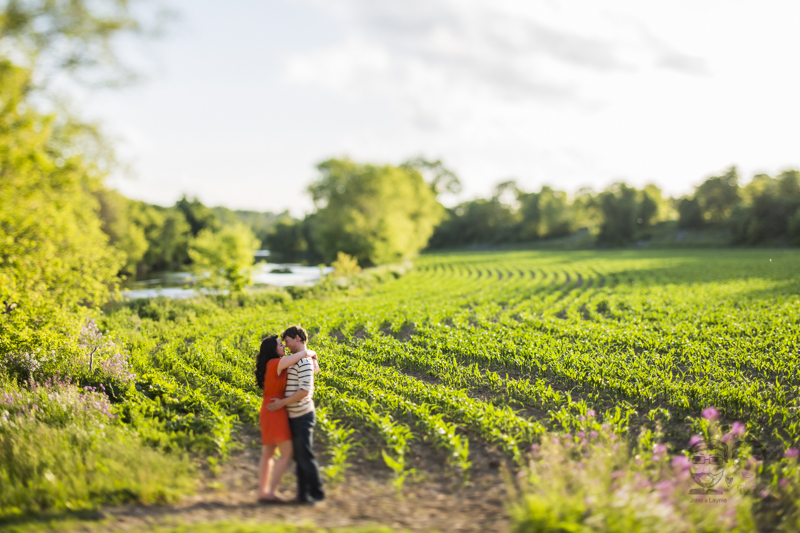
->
xmin=266 ymin=325 xmax=324 ymax=504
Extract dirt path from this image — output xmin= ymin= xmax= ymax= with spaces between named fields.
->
xmin=92 ymin=425 xmax=512 ymax=533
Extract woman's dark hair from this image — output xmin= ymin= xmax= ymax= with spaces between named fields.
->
xmin=255 ymin=335 xmax=280 ymax=389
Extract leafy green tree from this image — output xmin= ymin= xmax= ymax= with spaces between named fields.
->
xmin=188 ymin=223 xmax=260 ymax=294
xmin=678 ymin=197 xmax=704 ymax=229
xmin=597 ymin=184 xmax=639 ymax=245
xmin=401 ymin=157 xmax=462 ymax=196
xmin=518 ymin=186 xmax=573 ymax=240
xmin=264 ymin=217 xmax=309 ymax=263
xmin=730 ymin=169 xmax=800 ymax=244
xmin=695 ymin=166 xmax=741 ymax=224
xmin=308 ymin=158 xmax=444 ymax=266
xmin=129 ymin=202 xmax=191 ymax=271
xmin=0 ymin=0 xmax=164 ymax=87
xmin=95 ymin=187 xmax=147 ymax=273
xmin=176 ymin=196 xmax=220 ymax=237
xmin=0 ymin=61 xmax=122 ymax=351
xmin=213 ymin=206 xmax=285 ymax=248
xmin=788 ymin=208 xmax=800 ymax=245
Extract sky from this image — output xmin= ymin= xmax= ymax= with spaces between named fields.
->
xmin=80 ymin=0 xmax=800 ymax=216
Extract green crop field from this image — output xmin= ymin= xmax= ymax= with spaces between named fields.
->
xmin=6 ymin=248 xmax=800 ymax=531
xmin=115 ymin=249 xmax=800 ymax=473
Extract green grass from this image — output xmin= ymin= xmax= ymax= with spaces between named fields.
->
xmin=6 ymin=249 xmax=800 ymax=530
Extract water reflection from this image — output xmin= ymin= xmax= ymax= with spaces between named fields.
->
xmin=121 ymin=263 xmax=333 ymax=300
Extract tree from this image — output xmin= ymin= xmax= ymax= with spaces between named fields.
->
xmin=0 ymin=61 xmax=123 ymax=346
xmin=188 ymin=223 xmax=260 ymax=294
xmin=695 ymin=166 xmax=741 ymax=224
xmin=129 ymin=202 xmax=191 ymax=271
xmin=95 ymin=187 xmax=147 ymax=273
xmin=518 ymin=186 xmax=573 ymax=240
xmin=401 ymin=157 xmax=462 ymax=196
xmin=0 ymin=0 xmax=166 ymax=87
xmin=729 ymin=169 xmax=800 ymax=244
xmin=176 ymin=196 xmax=221 ymax=237
xmin=678 ymin=197 xmax=703 ymax=229
xmin=308 ymin=159 xmax=444 ymax=266
xmin=265 ymin=217 xmax=309 ymax=263
xmin=597 ymin=184 xmax=638 ymax=245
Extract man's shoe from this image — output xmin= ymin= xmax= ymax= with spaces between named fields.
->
xmin=295 ymin=496 xmax=324 ymax=506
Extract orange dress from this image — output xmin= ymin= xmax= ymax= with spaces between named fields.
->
xmin=259 ymin=358 xmax=292 ymax=445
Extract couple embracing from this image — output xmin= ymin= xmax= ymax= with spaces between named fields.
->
xmin=255 ymin=325 xmax=325 ymax=504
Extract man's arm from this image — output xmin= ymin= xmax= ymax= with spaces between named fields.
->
xmin=267 ymin=388 xmax=309 ymax=411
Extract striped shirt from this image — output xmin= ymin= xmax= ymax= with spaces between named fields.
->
xmin=284 ymin=357 xmax=315 ymax=418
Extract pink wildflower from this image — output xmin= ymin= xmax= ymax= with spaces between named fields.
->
xmin=702 ymin=407 xmax=719 ymax=421
xmin=672 ymin=456 xmax=691 ymax=471
xmin=654 ymin=444 xmax=668 ymax=455
xmin=785 ymin=448 xmax=799 ymax=459
xmin=689 ymin=434 xmax=704 ymax=447
xmin=587 ymin=409 xmax=596 ymax=418
xmin=589 ymin=431 xmax=599 ymax=439
xmin=730 ymin=422 xmax=746 ymax=436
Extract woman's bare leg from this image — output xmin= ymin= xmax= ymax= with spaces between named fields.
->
xmin=266 ymin=440 xmax=294 ymax=500
xmin=258 ymin=445 xmax=276 ymax=499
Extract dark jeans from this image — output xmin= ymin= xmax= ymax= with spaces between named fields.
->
xmin=288 ymin=410 xmax=325 ymax=502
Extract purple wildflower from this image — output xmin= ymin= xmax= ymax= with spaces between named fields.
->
xmin=730 ymin=422 xmax=746 ymax=436
xmin=785 ymin=448 xmax=799 ymax=459
xmin=672 ymin=456 xmax=692 ymax=471
xmin=689 ymin=434 xmax=704 ymax=446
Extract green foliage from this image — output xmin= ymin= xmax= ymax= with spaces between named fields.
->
xmin=129 ymin=201 xmax=192 ymax=271
xmin=678 ymin=196 xmax=704 ymax=229
xmin=510 ymin=422 xmax=756 ymax=533
xmin=429 ymin=181 xmax=674 ymax=248
xmin=331 ymin=252 xmax=361 ymax=277
xmin=176 ymin=196 xmax=221 ymax=237
xmin=695 ymin=166 xmax=742 ymax=224
xmin=308 ymin=158 xmax=444 ymax=266
xmin=728 ymin=169 xmax=800 ymax=245
xmin=0 ymin=60 xmax=122 ymax=355
xmin=0 ymin=0 xmax=156 ymax=87
xmin=0 ymin=376 xmax=194 ymax=518
xmin=264 ymin=216 xmax=320 ymax=264
xmin=518 ymin=186 xmax=574 ymax=240
xmin=213 ymin=206 xmax=286 ymax=248
xmin=188 ymin=223 xmax=260 ymax=294
xmin=95 ymin=188 xmax=148 ymax=273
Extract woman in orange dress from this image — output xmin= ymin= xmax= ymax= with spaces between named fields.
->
xmin=255 ymin=334 xmax=316 ymax=502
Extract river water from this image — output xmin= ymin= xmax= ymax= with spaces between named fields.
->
xmin=121 ymin=262 xmax=333 ymax=300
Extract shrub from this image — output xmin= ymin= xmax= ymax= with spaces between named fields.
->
xmin=0 ymin=376 xmax=194 ymax=518
xmin=510 ymin=416 xmax=757 ymax=533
